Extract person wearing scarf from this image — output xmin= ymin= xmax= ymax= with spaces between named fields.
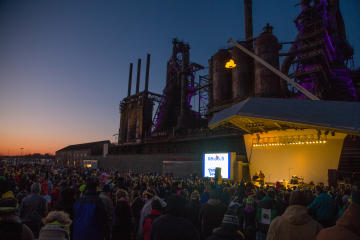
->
xmin=39 ymin=211 xmax=72 ymax=240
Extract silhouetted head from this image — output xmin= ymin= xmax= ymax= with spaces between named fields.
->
xmin=289 ymin=191 xmax=306 ymax=206
xmin=315 ymin=186 xmax=323 ymax=194
xmin=102 ymin=184 xmax=110 ymax=193
xmin=151 ymin=199 xmax=162 ymax=211
xmin=166 ymin=194 xmax=186 ymax=217
xmin=86 ymin=177 xmax=98 ymax=191
xmin=31 ymin=182 xmax=41 ymax=194
xmin=209 ymin=189 xmax=219 ymax=200
xmin=267 ymin=189 xmax=275 ymax=199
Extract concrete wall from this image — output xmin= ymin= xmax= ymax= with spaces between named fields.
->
xmin=98 ymin=153 xmax=200 ymax=175
xmin=243 ymin=129 xmax=346 ymax=184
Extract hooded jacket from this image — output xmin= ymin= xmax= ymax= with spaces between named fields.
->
xmin=199 ymin=199 xmax=227 ymax=239
xmin=316 ymin=203 xmax=360 ymax=240
xmin=266 ymin=205 xmax=322 ymax=240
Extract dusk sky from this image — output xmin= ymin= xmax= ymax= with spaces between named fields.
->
xmin=1 ymin=0 xmax=359 ymax=155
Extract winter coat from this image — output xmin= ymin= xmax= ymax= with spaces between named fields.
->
xmin=185 ymin=200 xmax=201 ymax=230
xmin=150 ymin=214 xmax=200 ymax=240
xmin=131 ymin=197 xmax=144 ymax=233
xmin=256 ymin=196 xmax=280 ymax=233
xmin=39 ymin=225 xmax=70 ymax=240
xmin=20 ymin=193 xmax=47 ymax=225
xmin=316 ymin=203 xmax=360 ymax=240
xmin=73 ymin=190 xmax=108 ymax=240
xmin=0 ymin=215 xmax=34 ymax=240
xmin=199 ymin=199 xmax=227 ymax=239
xmin=137 ymin=196 xmax=166 ymax=239
xmin=143 ymin=209 xmax=162 ymax=240
xmin=266 ymin=205 xmax=322 ymax=240
xmin=111 ymin=200 xmax=133 ymax=240
xmin=308 ymin=193 xmax=335 ymax=222
xmin=99 ymin=192 xmax=114 ymax=231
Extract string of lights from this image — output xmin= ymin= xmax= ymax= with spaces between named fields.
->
xmin=252 ymin=134 xmax=328 ymax=147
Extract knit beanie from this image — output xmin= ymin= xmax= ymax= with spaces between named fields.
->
xmin=0 ymin=191 xmax=18 ymax=213
xmin=190 ymin=190 xmax=200 ymax=200
xmin=0 ymin=179 xmax=18 ymax=213
xmin=221 ymin=206 xmax=239 ymax=226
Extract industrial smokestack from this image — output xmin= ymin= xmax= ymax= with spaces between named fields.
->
xmin=136 ymin=58 xmax=141 ymax=94
xmin=244 ymin=0 xmax=253 ymax=41
xmin=127 ymin=63 xmax=133 ymax=97
xmin=145 ymin=54 xmax=150 ymax=93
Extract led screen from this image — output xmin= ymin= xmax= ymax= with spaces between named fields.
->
xmin=203 ymin=153 xmax=230 ymax=179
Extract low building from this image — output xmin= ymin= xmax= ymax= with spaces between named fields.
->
xmin=55 ymin=140 xmax=110 ymax=167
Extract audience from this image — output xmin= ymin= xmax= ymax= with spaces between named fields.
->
xmin=0 ymin=163 xmax=358 ymax=240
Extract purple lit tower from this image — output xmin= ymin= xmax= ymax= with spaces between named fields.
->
xmin=152 ymin=39 xmax=205 ymax=133
xmin=282 ymin=0 xmax=357 ymax=100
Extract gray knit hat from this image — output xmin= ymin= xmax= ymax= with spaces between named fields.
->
xmin=31 ymin=182 xmax=41 ymax=194
xmin=221 ymin=206 xmax=239 ymax=226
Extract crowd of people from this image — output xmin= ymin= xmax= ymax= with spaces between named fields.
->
xmin=0 ymin=163 xmax=359 ymax=240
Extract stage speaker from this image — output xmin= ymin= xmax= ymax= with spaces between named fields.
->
xmin=215 ymin=167 xmax=222 ymax=180
xmin=328 ymin=169 xmax=337 ymax=187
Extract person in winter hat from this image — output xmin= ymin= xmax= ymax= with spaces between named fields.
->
xmin=0 ymin=178 xmax=34 ymax=240
xmin=266 ymin=190 xmax=322 ymax=240
xmin=199 ymin=189 xmax=227 ymax=239
xmin=185 ymin=190 xmax=202 ymax=231
xmin=142 ymin=199 xmax=162 ymax=240
xmin=244 ymin=196 xmax=256 ymax=240
xmin=20 ymin=182 xmax=48 ymax=239
xmin=150 ymin=194 xmax=200 ymax=240
xmin=73 ymin=177 xmax=108 ymax=240
xmin=206 ymin=205 xmax=245 ymax=240
xmin=307 ymin=185 xmax=336 ymax=228
xmin=39 ymin=211 xmax=72 ymax=240
xmin=316 ymin=188 xmax=360 ymax=240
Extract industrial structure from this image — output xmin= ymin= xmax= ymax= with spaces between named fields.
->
xmin=57 ymin=0 xmax=360 ymax=184
xmin=117 ymin=0 xmax=358 ymax=140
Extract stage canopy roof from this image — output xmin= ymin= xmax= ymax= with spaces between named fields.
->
xmin=208 ymin=98 xmax=360 ymax=135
